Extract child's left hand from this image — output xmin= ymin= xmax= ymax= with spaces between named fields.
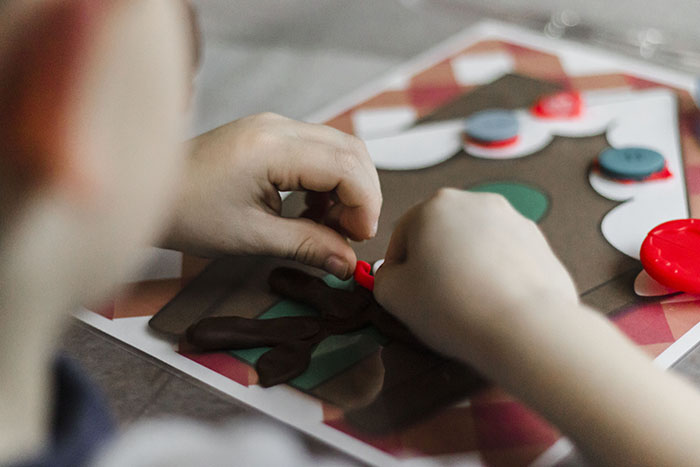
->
xmin=163 ymin=112 xmax=382 ymax=279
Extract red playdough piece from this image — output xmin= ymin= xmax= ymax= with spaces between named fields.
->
xmin=591 ymin=160 xmax=673 ymax=184
xmin=354 ymin=260 xmax=375 ymax=291
xmin=465 ymin=135 xmax=519 ymax=148
xmin=640 ymin=219 xmax=700 ymax=294
xmin=531 ymin=91 xmax=583 ymax=119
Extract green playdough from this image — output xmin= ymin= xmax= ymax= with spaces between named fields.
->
xmin=230 ymin=274 xmax=387 ymax=391
xmin=469 ymin=181 xmax=549 ymax=223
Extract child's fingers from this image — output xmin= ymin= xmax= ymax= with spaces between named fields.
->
xmin=254 ymin=212 xmax=357 ymax=280
xmin=296 ymin=122 xmax=381 ymax=191
xmin=267 ymin=139 xmax=382 ymax=240
xmin=322 ymin=202 xmax=364 ymax=241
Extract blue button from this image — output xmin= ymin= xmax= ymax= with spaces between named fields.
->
xmin=464 ymin=109 xmax=519 ymax=143
xmin=598 ymin=147 xmax=665 ymax=180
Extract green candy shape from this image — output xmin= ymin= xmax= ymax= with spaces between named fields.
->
xmin=469 ymin=181 xmax=549 ymax=223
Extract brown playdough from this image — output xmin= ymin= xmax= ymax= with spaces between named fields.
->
xmin=186 ymin=316 xmax=321 ymax=351
xmin=186 ymin=267 xmax=436 ymax=388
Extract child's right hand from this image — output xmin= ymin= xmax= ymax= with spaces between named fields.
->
xmin=374 ymin=188 xmax=579 ymax=370
xmin=377 ymin=189 xmax=700 ymax=467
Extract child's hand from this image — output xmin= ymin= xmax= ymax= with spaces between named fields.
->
xmin=377 ymin=189 xmax=700 ymax=467
xmin=374 ymin=188 xmax=578 ymax=368
xmin=165 ymin=113 xmax=381 ymax=279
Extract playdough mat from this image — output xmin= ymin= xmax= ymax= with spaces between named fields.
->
xmin=77 ymin=21 xmax=700 ymax=466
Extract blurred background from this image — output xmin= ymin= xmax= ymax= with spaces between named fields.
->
xmin=189 ymin=0 xmax=700 ymax=135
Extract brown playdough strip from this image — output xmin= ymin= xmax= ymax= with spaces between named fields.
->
xmin=186 ymin=316 xmax=321 ymax=351
xmin=268 ymin=267 xmax=373 ymax=321
xmin=256 ymin=340 xmax=320 ymax=387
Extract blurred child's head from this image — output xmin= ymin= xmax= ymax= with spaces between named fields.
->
xmin=0 ymin=0 xmax=192 ymax=309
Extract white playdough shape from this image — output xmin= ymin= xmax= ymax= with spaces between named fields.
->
xmin=601 ymin=190 xmax=685 ymax=259
xmin=365 ymin=120 xmax=464 ymax=170
xmin=634 ymin=269 xmax=678 ymax=297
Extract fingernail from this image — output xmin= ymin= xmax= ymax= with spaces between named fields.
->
xmin=371 ymin=220 xmax=379 ymax=237
xmin=324 ymin=256 xmax=349 ymax=279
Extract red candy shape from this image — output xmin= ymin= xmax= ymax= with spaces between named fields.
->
xmin=640 ymin=219 xmax=700 ymax=294
xmin=353 ymin=260 xmax=375 ymax=291
xmin=465 ymin=135 xmax=519 ymax=148
xmin=531 ymin=91 xmax=582 ymax=119
xmin=591 ymin=160 xmax=673 ymax=184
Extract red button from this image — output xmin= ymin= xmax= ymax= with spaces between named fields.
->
xmin=640 ymin=219 xmax=700 ymax=294
xmin=531 ymin=91 xmax=583 ymax=119
xmin=354 ymin=260 xmax=375 ymax=291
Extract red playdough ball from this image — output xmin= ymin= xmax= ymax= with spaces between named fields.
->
xmin=353 ymin=260 xmax=375 ymax=291
xmin=640 ymin=219 xmax=700 ymax=294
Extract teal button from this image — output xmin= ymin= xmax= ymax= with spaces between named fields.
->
xmin=464 ymin=109 xmax=519 ymax=143
xmin=598 ymin=147 xmax=665 ymax=180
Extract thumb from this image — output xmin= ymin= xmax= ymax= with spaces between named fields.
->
xmin=373 ymin=260 xmax=410 ymax=313
xmin=257 ymin=214 xmax=357 ymax=280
